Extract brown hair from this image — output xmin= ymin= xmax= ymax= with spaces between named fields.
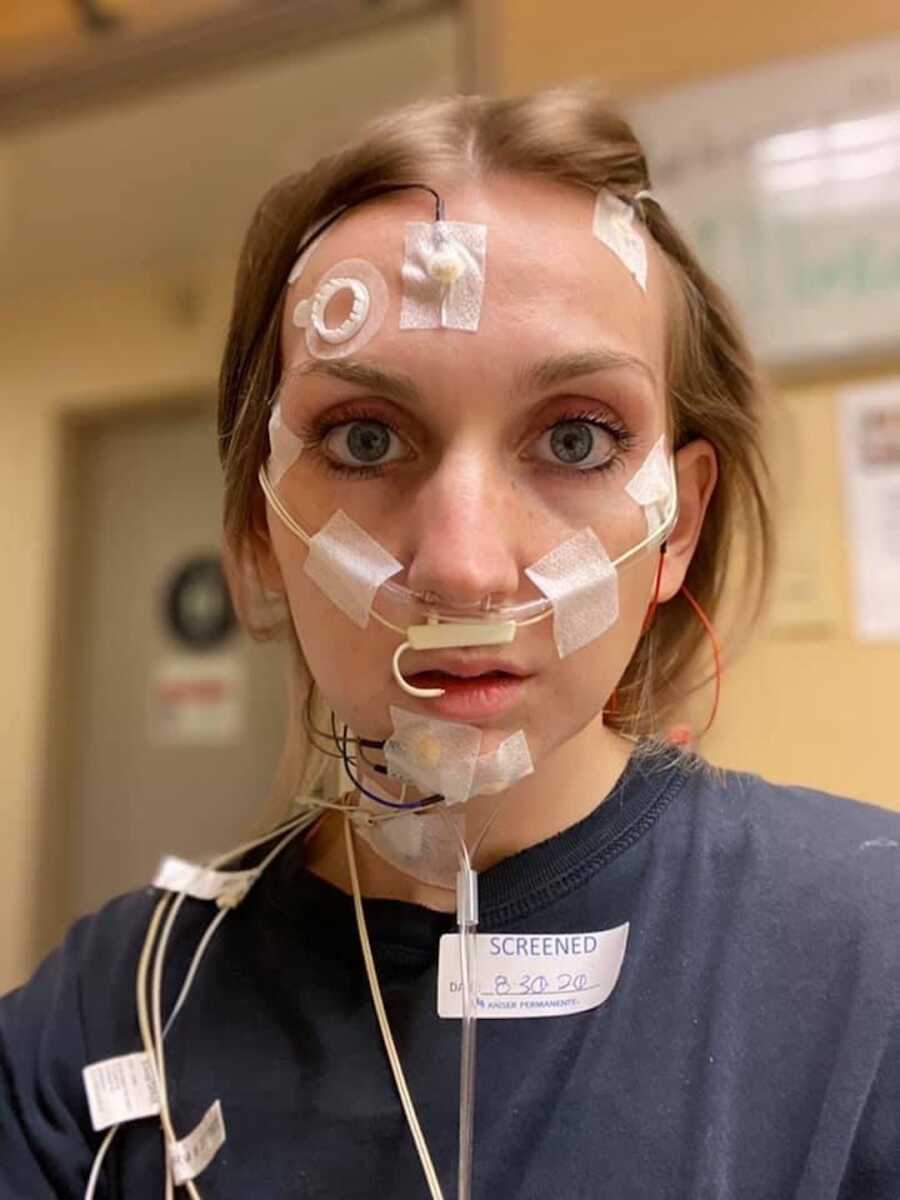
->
xmin=218 ymin=86 xmax=774 ymax=805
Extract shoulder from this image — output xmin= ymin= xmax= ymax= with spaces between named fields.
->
xmin=0 ymin=887 xmax=168 ymax=1196
xmin=674 ymin=753 xmax=900 ymax=941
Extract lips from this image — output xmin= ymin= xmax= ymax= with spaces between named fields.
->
xmin=405 ymin=655 xmax=529 ymax=680
xmin=401 ymin=669 xmax=530 ymax=720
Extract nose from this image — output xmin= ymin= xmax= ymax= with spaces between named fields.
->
xmin=403 ymin=446 xmax=523 ymax=609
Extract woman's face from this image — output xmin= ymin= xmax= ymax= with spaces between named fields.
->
xmin=260 ymin=174 xmax=693 ymax=778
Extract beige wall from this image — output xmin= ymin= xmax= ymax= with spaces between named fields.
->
xmin=695 ymin=376 xmax=900 ymax=811
xmin=472 ymin=0 xmax=900 ymax=95
xmin=0 ymin=263 xmax=233 ymax=989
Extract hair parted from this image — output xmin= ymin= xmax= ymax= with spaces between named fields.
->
xmin=218 ymin=84 xmax=775 ymax=808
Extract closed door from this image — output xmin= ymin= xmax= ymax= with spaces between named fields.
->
xmin=66 ymin=403 xmax=287 ymax=919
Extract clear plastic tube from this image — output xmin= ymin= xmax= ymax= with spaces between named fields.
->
xmin=456 ymin=861 xmax=480 ymax=1200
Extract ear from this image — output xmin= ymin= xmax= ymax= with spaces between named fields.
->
xmin=657 ymin=438 xmax=718 ymax=603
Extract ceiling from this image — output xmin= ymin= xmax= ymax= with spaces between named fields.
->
xmin=0 ymin=6 xmax=459 ymax=303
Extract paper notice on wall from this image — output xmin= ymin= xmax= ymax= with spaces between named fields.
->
xmin=148 ymin=654 xmax=245 ymax=744
xmin=838 ymin=381 xmax=900 ymax=641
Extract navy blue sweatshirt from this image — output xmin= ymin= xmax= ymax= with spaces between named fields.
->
xmin=2 ymin=744 xmax=900 ymax=1198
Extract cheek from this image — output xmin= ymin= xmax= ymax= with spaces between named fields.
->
xmin=283 ymin=573 xmax=397 ymax=724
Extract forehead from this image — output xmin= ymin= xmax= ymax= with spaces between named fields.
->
xmin=279 ymin=174 xmax=669 ymax=392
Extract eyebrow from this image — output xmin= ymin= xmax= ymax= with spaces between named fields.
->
xmin=287 ymin=359 xmax=421 ymax=405
xmin=519 ymin=349 xmax=657 ymax=392
xmin=286 ymin=345 xmax=656 ymax=405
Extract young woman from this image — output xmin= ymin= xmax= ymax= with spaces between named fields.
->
xmin=3 ymin=88 xmax=899 ymax=1200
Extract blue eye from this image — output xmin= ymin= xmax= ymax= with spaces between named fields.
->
xmin=532 ymin=417 xmax=623 ymax=472
xmin=323 ymin=419 xmax=407 ymax=468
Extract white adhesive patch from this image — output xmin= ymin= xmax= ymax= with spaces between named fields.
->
xmin=356 ymin=784 xmax=460 ymax=890
xmin=356 ymin=727 xmax=533 ymax=883
xmin=400 ymin=221 xmax=487 ymax=332
xmin=471 ymin=730 xmax=535 ymax=795
xmin=625 ymin=435 xmax=674 ymax=535
xmin=153 ymin=856 xmax=258 ymax=906
xmin=384 ymin=706 xmax=482 ymax=804
xmin=169 ymin=1100 xmax=226 ymax=1186
xmin=302 ymin=509 xmax=403 ymax=628
xmin=525 ymin=528 xmax=619 ymax=657
xmin=82 ymin=1053 xmax=160 ymax=1132
xmin=437 ymin=924 xmax=629 ymax=1018
xmin=592 ymin=192 xmax=648 ymax=292
xmin=267 ymin=398 xmax=305 ymax=486
xmin=293 ymin=258 xmax=388 ymax=359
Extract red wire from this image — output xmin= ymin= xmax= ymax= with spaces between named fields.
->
xmin=640 ymin=548 xmax=723 ymax=740
xmin=679 ymin=583 xmax=722 ymax=737
xmin=641 ymin=547 xmax=666 ymax=635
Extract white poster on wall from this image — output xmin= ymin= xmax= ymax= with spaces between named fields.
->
xmin=148 ymin=654 xmax=246 ymax=744
xmin=627 ymin=37 xmax=900 ymax=368
xmin=838 ymin=379 xmax=900 ymax=641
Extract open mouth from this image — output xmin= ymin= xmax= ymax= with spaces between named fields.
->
xmin=407 ymin=670 xmax=521 ymax=690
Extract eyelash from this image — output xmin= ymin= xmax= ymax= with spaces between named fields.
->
xmin=296 ymin=403 xmax=637 ymax=481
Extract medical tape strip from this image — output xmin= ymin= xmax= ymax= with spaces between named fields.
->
xmin=384 ymin=706 xmax=482 ymax=805
xmin=400 ymin=220 xmax=487 ymax=333
xmin=302 ymin=509 xmax=403 ymax=628
xmin=357 ymin=730 xmax=533 ymax=884
xmin=82 ymin=1052 xmax=160 ymax=1131
xmin=592 ymin=192 xmax=648 ymax=293
xmin=152 ymin=856 xmax=258 ymax=906
xmin=525 ymin=528 xmax=619 ymax=657
xmin=625 ymin=435 xmax=673 ymax=535
xmin=267 ymin=398 xmax=305 ymax=486
xmin=292 ymin=258 xmax=388 ymax=360
xmin=356 ymin=784 xmax=459 ymax=888
xmin=168 ymin=1099 xmax=226 ymax=1185
xmin=470 ymin=730 xmax=535 ymax=796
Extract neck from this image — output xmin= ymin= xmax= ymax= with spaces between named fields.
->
xmin=302 ymin=717 xmax=636 ymax=912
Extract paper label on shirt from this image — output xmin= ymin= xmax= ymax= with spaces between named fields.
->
xmin=152 ymin=855 xmax=257 ymax=903
xmin=437 ymin=925 xmax=629 ymax=1018
xmin=82 ymin=1052 xmax=160 ymax=1131
xmin=169 ymin=1099 xmax=226 ymax=1184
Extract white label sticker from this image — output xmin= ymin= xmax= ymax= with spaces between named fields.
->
xmin=152 ymin=856 xmax=257 ymax=904
xmin=82 ymin=1052 xmax=160 ymax=1131
xmin=437 ymin=925 xmax=629 ymax=1018
xmin=169 ymin=1100 xmax=226 ymax=1185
